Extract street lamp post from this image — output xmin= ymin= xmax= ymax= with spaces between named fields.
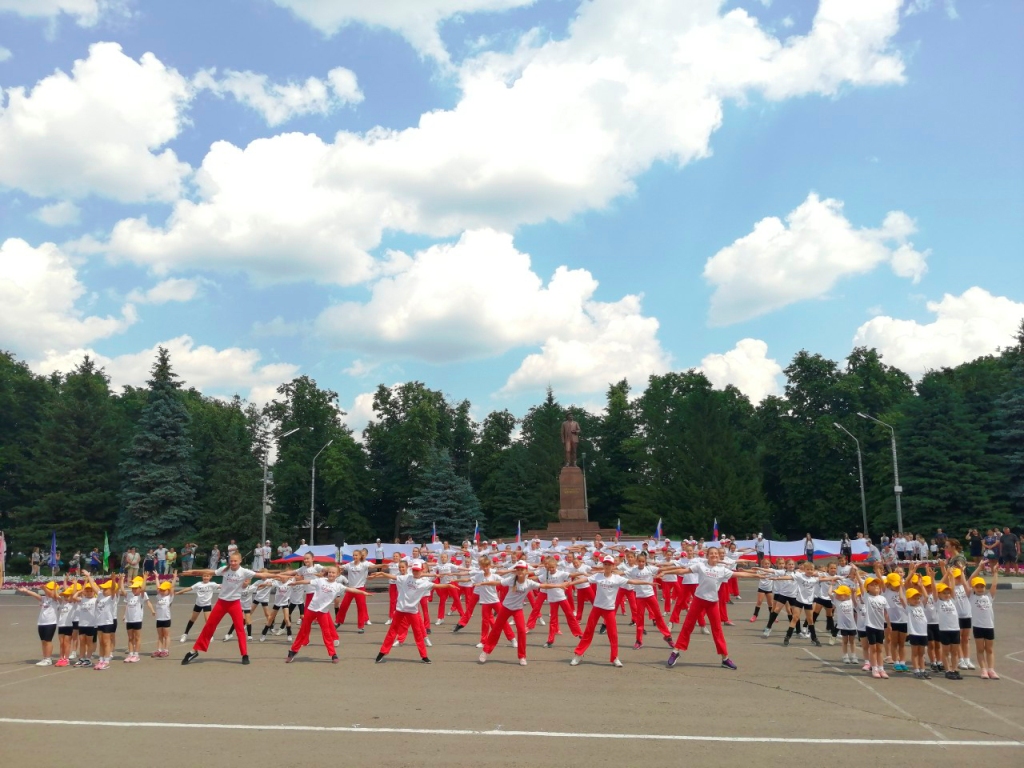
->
xmin=310 ymin=440 xmax=334 ymax=545
xmin=833 ymin=423 xmax=868 ymax=537
xmin=261 ymin=427 xmax=301 ymax=547
xmin=857 ymin=413 xmax=903 ymax=534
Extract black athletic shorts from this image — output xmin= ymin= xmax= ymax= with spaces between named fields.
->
xmin=774 ymin=594 xmax=791 ymax=606
xmin=156 ymin=619 xmax=171 ymax=628
xmin=857 ymin=629 xmax=867 ymax=640
xmin=38 ymin=624 xmax=57 ymax=642
xmin=889 ymin=622 xmax=908 ymax=634
xmin=193 ymin=604 xmax=212 ymax=613
xmin=814 ymin=598 xmax=832 ymax=608
xmin=908 ymin=635 xmax=927 ymax=647
xmin=126 ymin=621 xmax=143 ymax=631
xmin=58 ymin=626 xmax=74 ymax=637
xmin=972 ymin=627 xmax=994 ymax=641
xmin=865 ymin=627 xmax=885 ymax=645
xmin=927 ymin=624 xmax=940 ymax=642
xmin=98 ymin=624 xmax=115 ymax=634
xmin=757 ymin=588 xmax=773 ymax=595
xmin=79 ymin=626 xmax=97 ymax=639
xmin=254 ymin=600 xmax=268 ymax=606
xmin=792 ymin=601 xmax=811 ymax=611
xmin=939 ymin=629 xmax=960 ymax=646
xmin=958 ymin=617 xmax=972 ymax=630
xmin=840 ymin=628 xmax=857 ymax=637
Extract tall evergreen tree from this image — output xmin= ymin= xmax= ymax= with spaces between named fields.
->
xmin=587 ymin=379 xmax=639 ymax=529
xmin=22 ymin=357 xmax=124 ymax=549
xmin=404 ymin=450 xmax=480 ymax=542
xmin=116 ymin=348 xmax=198 ymax=548
xmin=994 ymin=321 xmax=1024 ymax=518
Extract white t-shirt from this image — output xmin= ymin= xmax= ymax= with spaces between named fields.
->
xmin=395 ymin=574 xmax=435 ymax=614
xmin=57 ymin=601 xmax=75 ymax=628
xmin=627 ymin=565 xmax=658 ymax=599
xmin=155 ymin=593 xmax=174 ymax=622
xmin=772 ymin=570 xmax=797 ymax=598
xmin=792 ymin=573 xmax=819 ymax=606
xmin=254 ymin=579 xmax=274 ymax=603
xmin=690 ymin=562 xmax=735 ymax=603
xmin=240 ymin=584 xmax=258 ymax=611
xmin=538 ymin=569 xmax=570 ymax=603
xmin=96 ymin=594 xmax=116 ymax=625
xmin=952 ymin=584 xmax=972 ymax=619
xmin=863 ymin=593 xmax=888 ymax=630
xmin=215 ymin=566 xmax=257 ymax=601
xmin=473 ymin=570 xmax=499 ymax=605
xmin=906 ymin=603 xmax=928 ymax=637
xmin=190 ymin=581 xmax=218 ymax=607
xmin=275 ymin=580 xmax=294 ymax=607
xmin=589 ymin=573 xmax=628 ymax=610
xmin=834 ymin=598 xmax=856 ymax=631
xmin=37 ymin=596 xmax=58 ymax=625
xmin=375 ymin=545 xmax=385 ymax=560
xmin=969 ymin=593 xmax=994 ymax=630
xmin=308 ymin=577 xmax=348 ymax=613
xmin=434 ymin=563 xmax=461 ymax=584
xmin=296 ymin=565 xmax=324 ymax=594
xmin=124 ymin=592 xmax=150 ymax=623
xmin=923 ymin=594 xmax=938 ymax=625
xmin=501 ymin=576 xmax=540 ymax=610
xmin=936 ymin=597 xmax=960 ymax=631
xmin=340 ymin=562 xmax=368 ymax=589
xmin=155 ymin=547 xmax=168 ymax=561
xmin=883 ymin=589 xmax=907 ymax=623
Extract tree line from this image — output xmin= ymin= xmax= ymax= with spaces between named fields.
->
xmin=1 ymin=324 xmax=1021 ymax=554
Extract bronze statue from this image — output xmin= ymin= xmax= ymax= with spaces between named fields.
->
xmin=561 ymin=414 xmax=581 ymax=466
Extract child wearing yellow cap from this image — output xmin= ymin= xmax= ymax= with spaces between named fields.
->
xmin=881 ymin=570 xmax=909 ymax=672
xmin=123 ymin=575 xmax=156 ymax=663
xmin=72 ymin=577 xmax=98 ymax=667
xmin=968 ymin=568 xmax=999 ymax=679
xmin=90 ymin=572 xmax=121 ymax=671
xmin=902 ymin=586 xmax=930 ymax=679
xmin=152 ymin=574 xmax=178 ymax=658
xmin=946 ymin=565 xmax=975 ymax=671
xmin=920 ymin=570 xmax=942 ymax=673
xmin=14 ymin=581 xmax=60 ymax=665
xmin=934 ymin=576 xmax=962 ymax=680
xmin=852 ymin=568 xmax=890 ymax=679
xmin=831 ymin=585 xmax=858 ymax=664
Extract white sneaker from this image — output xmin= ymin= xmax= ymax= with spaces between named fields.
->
xmin=425 ymin=638 xmax=432 ymax=647
xmin=259 ymin=635 xmax=266 ymax=643
xmin=570 ymin=654 xmax=582 ymax=666
xmin=538 ymin=618 xmax=546 ymax=626
xmin=701 ymin=626 xmax=710 ymax=635
xmin=519 ymin=658 xmax=528 ymax=666
xmin=223 ymin=634 xmax=231 ymax=642
xmin=179 ymin=634 xmax=188 ymax=643
xmin=333 ymin=638 xmax=340 ymax=647
xmin=478 ymin=652 xmax=489 ymax=663
xmin=511 ymin=638 xmax=518 ymax=648
xmin=435 ymin=619 xmax=444 ymax=626
xmin=69 ymin=651 xmax=78 ymax=660
xmin=475 ymin=642 xmax=484 ymax=649
xmin=669 ymin=622 xmax=675 ymax=631
xmin=611 ymin=658 xmax=623 ymax=667
xmin=36 ymin=658 xmax=53 ymax=666
xmin=958 ymin=658 xmax=969 ymax=670
xmin=385 ymin=619 xmax=392 ymax=625
xmin=965 ymin=658 xmax=976 ymax=670
xmin=393 ymin=639 xmax=400 ymax=647
xmin=365 ymin=621 xmax=372 ymax=626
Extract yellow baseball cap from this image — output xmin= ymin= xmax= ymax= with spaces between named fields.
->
xmin=44 ymin=581 xmax=57 ymax=590
xmin=74 ymin=582 xmax=84 ymax=592
xmin=936 ymin=583 xmax=950 ymax=593
xmin=62 ymin=587 xmax=75 ymax=596
xmin=885 ymin=573 xmax=902 ymax=587
xmin=833 ymin=585 xmax=851 ymax=597
xmin=951 ymin=568 xmax=962 ymax=578
xmin=910 ymin=574 xmax=920 ymax=584
xmin=920 ymin=576 xmax=933 ymax=587
xmin=905 ymin=588 xmax=920 ymax=600
xmin=863 ymin=576 xmax=878 ymax=587
xmin=131 ymin=576 xmax=145 ymax=588
xmin=970 ymin=577 xmax=986 ymax=587
xmin=158 ymin=581 xmax=173 ymax=591
xmin=99 ymin=580 xmax=114 ymax=589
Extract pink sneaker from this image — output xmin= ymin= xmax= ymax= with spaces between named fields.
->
xmin=94 ymin=661 xmax=108 ymax=671
xmin=55 ymin=658 xmax=69 ymax=667
xmin=981 ymin=670 xmax=990 ymax=679
xmin=871 ymin=669 xmax=881 ymax=679
xmin=879 ymin=669 xmax=889 ymax=679
xmin=124 ymin=656 xmax=133 ymax=663
xmin=862 ymin=662 xmax=871 ymax=672
xmin=749 ymin=616 xmax=757 ymax=622
xmin=989 ymin=669 xmax=1000 ymax=679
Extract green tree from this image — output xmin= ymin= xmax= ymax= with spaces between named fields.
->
xmin=587 ymin=379 xmax=639 ymax=529
xmin=20 ymin=357 xmax=124 ymax=549
xmin=404 ymin=450 xmax=481 ymax=542
xmin=117 ymin=348 xmax=198 ymax=547
xmin=481 ymin=442 xmax=547 ymax=535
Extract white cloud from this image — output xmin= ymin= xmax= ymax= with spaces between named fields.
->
xmin=852 ymin=288 xmax=1024 ymax=378
xmin=193 ymin=66 xmax=363 ymax=127
xmin=0 ymin=42 xmax=191 ymax=202
xmin=125 ymin=277 xmax=199 ymax=304
xmin=698 ymin=338 xmax=783 ymax=404
xmin=34 ymin=200 xmax=81 ymax=226
xmin=33 ymin=336 xmax=300 ymax=404
xmin=0 ymin=46 xmax=12 ymax=62
xmin=98 ymin=0 xmax=908 ymax=285
xmin=252 ymin=316 xmax=304 ymax=337
xmin=0 ymin=0 xmax=105 ymax=26
xmin=703 ymin=193 xmax=929 ymax=326
xmin=0 ymin=238 xmax=135 ymax=359
xmin=269 ymin=0 xmax=537 ymax=61
xmin=904 ymin=0 xmax=958 ymax=20
xmin=343 ymin=359 xmax=378 ymax=377
xmin=339 ymin=390 xmax=380 ymax=439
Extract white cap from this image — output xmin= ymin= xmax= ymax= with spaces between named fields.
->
xmin=410 ymin=559 xmax=425 ymax=571
xmin=491 ymin=540 xmax=498 ymax=545
xmin=514 ymin=560 xmax=529 ymax=569
xmin=602 ymin=555 xmax=615 ymax=564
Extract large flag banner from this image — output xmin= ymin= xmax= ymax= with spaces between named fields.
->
xmin=655 ymin=518 xmax=663 ymax=539
xmin=474 ymin=520 xmax=480 ymax=544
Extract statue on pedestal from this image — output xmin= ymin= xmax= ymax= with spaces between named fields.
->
xmin=561 ymin=413 xmax=581 ymax=466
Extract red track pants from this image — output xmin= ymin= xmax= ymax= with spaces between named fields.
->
xmin=335 ymin=589 xmax=369 ymax=629
xmin=547 ymin=599 xmax=581 ymax=645
xmin=674 ymin=596 xmax=728 ymax=656
xmin=573 ymin=606 xmax=619 ymax=662
xmin=479 ymin=603 xmax=514 ymax=643
xmin=378 ymin=610 xmax=427 ymax=657
xmin=482 ymin=605 xmax=527 ymax=659
xmin=575 ymin=585 xmax=595 ymax=621
xmin=192 ymin=599 xmax=247 ymax=655
xmin=634 ymin=594 xmax=671 ymax=643
xmin=437 ymin=588 xmax=464 ymax=621
xmin=290 ymin=609 xmax=335 ymax=657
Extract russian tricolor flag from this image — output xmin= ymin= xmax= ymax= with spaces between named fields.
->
xmin=473 ymin=520 xmax=480 ymax=544
xmin=713 ymin=518 xmax=719 ymax=541
xmin=616 ymin=518 xmax=621 ymax=542
xmin=655 ymin=517 xmax=663 ymax=539
xmin=432 ymin=521 xmax=438 ymax=544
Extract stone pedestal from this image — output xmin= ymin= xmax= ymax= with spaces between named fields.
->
xmin=558 ymin=466 xmax=587 ymax=521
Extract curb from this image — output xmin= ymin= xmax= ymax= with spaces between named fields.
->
xmin=996 ymin=582 xmax=1024 ymax=590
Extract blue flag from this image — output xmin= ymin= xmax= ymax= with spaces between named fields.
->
xmin=49 ymin=531 xmax=57 ymax=570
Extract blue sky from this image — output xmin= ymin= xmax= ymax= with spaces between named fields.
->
xmin=1 ymin=0 xmax=1021 ymax=430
